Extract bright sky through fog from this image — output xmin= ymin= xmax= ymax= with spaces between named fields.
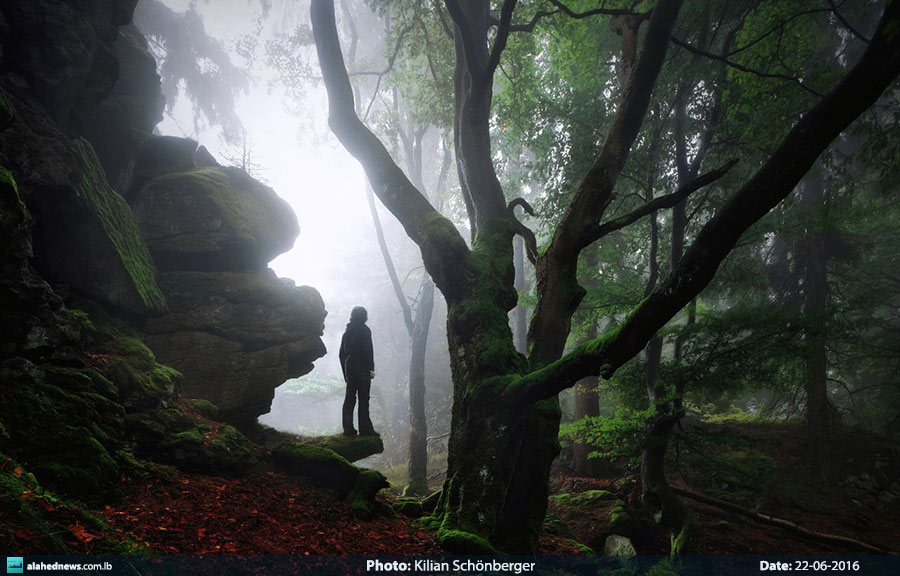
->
xmin=155 ymin=1 xmax=370 ymax=307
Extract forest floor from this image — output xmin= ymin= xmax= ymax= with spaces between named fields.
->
xmin=93 ymin=464 xmax=580 ymax=556
xmin=6 ymin=419 xmax=896 ymax=556
xmin=550 ymin=418 xmax=900 ymax=554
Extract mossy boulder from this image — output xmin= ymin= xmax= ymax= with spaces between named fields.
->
xmin=72 ymin=304 xmax=180 ymax=411
xmin=129 ymin=164 xmax=299 ymax=272
xmin=349 ymin=469 xmax=391 ymax=521
xmin=393 ymin=497 xmax=424 ymax=518
xmin=0 ymin=361 xmax=124 ymax=500
xmin=116 ymin=136 xmax=215 ymax=198
xmin=548 ymin=489 xmax=632 ymax=554
xmin=144 ymin=270 xmax=326 ymax=424
xmin=437 ymin=528 xmax=499 ymax=554
xmin=124 ymin=403 xmax=257 ymax=476
xmin=271 ymin=441 xmax=360 ymax=496
xmin=271 ymin=440 xmax=389 ymax=520
xmin=313 ymin=434 xmax=384 ymax=463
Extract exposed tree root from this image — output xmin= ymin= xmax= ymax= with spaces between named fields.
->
xmin=672 ymin=487 xmax=895 ymax=554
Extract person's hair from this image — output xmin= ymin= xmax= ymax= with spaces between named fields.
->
xmin=349 ymin=306 xmax=368 ymax=323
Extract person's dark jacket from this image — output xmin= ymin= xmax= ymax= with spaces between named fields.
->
xmin=339 ymin=319 xmax=374 ymax=378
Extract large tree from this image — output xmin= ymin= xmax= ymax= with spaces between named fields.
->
xmin=310 ymin=0 xmax=900 ymax=553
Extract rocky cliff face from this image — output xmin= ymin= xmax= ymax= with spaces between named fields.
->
xmin=0 ymin=0 xmax=326 ymax=501
xmin=121 ymin=135 xmax=326 ymax=425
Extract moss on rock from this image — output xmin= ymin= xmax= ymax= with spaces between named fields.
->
xmin=314 ymin=433 xmax=384 ymax=463
xmin=71 ymin=305 xmax=181 ymax=411
xmin=0 ymin=366 xmax=124 ymax=500
xmin=271 ymin=440 xmax=359 ymax=496
xmin=437 ymin=527 xmax=499 ymax=554
xmin=393 ymin=497 xmax=424 ymax=518
xmin=124 ymin=403 xmax=257 ymax=475
xmin=70 ymin=139 xmax=166 ymax=314
xmin=348 ymin=469 xmax=390 ymax=521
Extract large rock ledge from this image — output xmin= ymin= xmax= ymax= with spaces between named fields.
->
xmin=145 ymin=271 xmax=327 ymax=425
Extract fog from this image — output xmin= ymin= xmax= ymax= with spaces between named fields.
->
xmin=139 ymin=0 xmax=454 ymax=471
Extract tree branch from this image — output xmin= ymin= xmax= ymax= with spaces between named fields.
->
xmin=548 ymin=0 xmax=649 ymax=20
xmin=671 ymin=36 xmax=825 ymax=97
xmin=509 ymin=0 xmax=900 ymax=404
xmin=527 ymin=0 xmax=684 ymax=366
xmin=508 ymin=9 xmax=558 ymax=32
xmin=367 ymin=185 xmax=414 ymax=334
xmin=585 ymin=159 xmax=738 ymax=244
xmin=485 ymin=0 xmax=517 ymax=80
xmin=311 ymin=0 xmax=470 ymax=299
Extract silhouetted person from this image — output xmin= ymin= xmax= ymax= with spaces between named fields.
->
xmin=339 ymin=306 xmax=377 ymax=436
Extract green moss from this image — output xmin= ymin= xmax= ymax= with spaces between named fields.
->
xmin=70 ymin=307 xmax=182 ymax=410
xmin=190 ymin=398 xmax=219 ymax=419
xmin=149 ymin=167 xmax=256 ymax=240
xmin=70 ymin=138 xmax=166 ymax=314
xmin=207 ymin=425 xmax=256 ymax=470
xmin=670 ymin=513 xmax=699 ymax=555
xmin=401 ymin=478 xmax=429 ymax=498
xmin=0 ymin=461 xmax=72 ymax=553
xmin=421 ymin=489 xmax=441 ymax=514
xmin=316 ymin=433 xmax=385 ymax=463
xmin=0 ymin=454 xmax=149 ymax=554
xmin=437 ymin=528 xmax=499 ymax=554
xmin=348 ymin=469 xmax=390 ymax=521
xmin=393 ymin=497 xmax=424 ymax=518
xmin=0 ymin=167 xmax=29 ymax=237
xmin=552 ymin=489 xmax=617 ymax=508
xmin=0 ymin=370 xmax=123 ymax=500
xmin=169 ymin=429 xmax=203 ymax=447
xmin=609 ymin=502 xmax=632 ymax=533
xmin=271 ymin=440 xmax=360 ymax=496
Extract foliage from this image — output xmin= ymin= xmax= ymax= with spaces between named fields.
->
xmin=134 ymin=0 xmax=249 ymax=142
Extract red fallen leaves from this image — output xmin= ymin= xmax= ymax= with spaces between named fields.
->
xmin=99 ymin=469 xmax=440 ymax=555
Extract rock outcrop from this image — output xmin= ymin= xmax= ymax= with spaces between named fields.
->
xmin=119 ymin=136 xmax=325 ymax=425
xmin=0 ymin=0 xmax=326 ymax=507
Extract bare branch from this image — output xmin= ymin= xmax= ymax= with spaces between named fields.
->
xmin=585 ymin=159 xmax=739 ymax=244
xmin=508 ymin=198 xmax=538 ymax=264
xmin=508 ymin=9 xmax=558 ymax=32
xmin=548 ymin=0 xmax=649 ymax=20
xmin=485 ymin=0 xmax=517 ymax=79
xmin=671 ymin=36 xmax=825 ymax=97
xmin=367 ymin=185 xmax=414 ymax=334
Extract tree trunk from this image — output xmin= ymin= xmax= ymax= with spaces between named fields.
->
xmin=800 ymin=170 xmax=831 ymax=476
xmin=406 ymin=277 xmax=434 ymax=495
xmin=512 ymin=235 xmax=527 ymax=355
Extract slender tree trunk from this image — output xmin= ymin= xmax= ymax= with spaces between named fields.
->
xmin=406 ymin=277 xmax=434 ymax=495
xmin=512 ymin=235 xmax=527 ymax=355
xmin=800 ymin=170 xmax=831 ymax=477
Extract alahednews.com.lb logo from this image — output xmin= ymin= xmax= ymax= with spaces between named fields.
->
xmin=6 ymin=557 xmax=23 ymax=574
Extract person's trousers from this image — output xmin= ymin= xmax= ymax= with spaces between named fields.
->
xmin=342 ymin=371 xmax=374 ymax=433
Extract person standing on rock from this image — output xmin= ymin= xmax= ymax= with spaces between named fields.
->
xmin=339 ymin=306 xmax=378 ymax=436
